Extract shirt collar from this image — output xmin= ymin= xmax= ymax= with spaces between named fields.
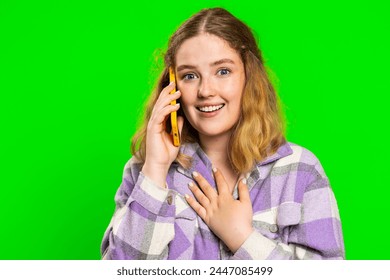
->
xmin=176 ymin=141 xmax=293 ymax=178
xmin=176 ymin=142 xmax=212 ymax=179
xmin=256 ymin=141 xmax=293 ymax=166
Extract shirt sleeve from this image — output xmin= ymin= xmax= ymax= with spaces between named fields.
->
xmin=231 ymin=162 xmax=345 ymax=260
xmin=100 ymin=158 xmax=177 ymax=259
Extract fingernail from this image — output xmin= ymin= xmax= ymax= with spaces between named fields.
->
xmin=192 ymin=171 xmax=199 ymax=177
xmin=212 ymin=166 xmax=217 ymax=173
xmin=242 ymin=178 xmax=247 ymax=185
xmin=188 ymin=182 xmax=195 ymax=188
xmin=184 ymin=194 xmax=190 ymax=199
xmin=176 ymin=103 xmax=180 ymax=107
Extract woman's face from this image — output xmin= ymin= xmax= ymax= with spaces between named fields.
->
xmin=175 ymin=33 xmax=246 ymax=140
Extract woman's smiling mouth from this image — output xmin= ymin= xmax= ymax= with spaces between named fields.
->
xmin=196 ymin=104 xmax=225 ymax=112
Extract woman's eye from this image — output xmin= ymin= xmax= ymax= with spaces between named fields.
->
xmin=183 ymin=73 xmax=197 ymax=80
xmin=218 ymin=68 xmax=230 ymax=75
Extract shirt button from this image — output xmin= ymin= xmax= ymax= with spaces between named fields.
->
xmin=166 ymin=195 xmax=173 ymax=205
xmin=269 ymin=224 xmax=279 ymax=233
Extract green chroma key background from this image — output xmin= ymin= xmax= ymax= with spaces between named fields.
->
xmin=1 ymin=0 xmax=389 ymax=259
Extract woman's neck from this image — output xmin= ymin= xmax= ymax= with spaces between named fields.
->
xmin=199 ymin=133 xmax=230 ymax=162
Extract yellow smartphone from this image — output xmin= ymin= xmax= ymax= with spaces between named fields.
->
xmin=169 ymin=67 xmax=180 ymax=147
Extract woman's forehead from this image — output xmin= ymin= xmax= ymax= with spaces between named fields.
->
xmin=175 ymin=33 xmax=242 ymax=67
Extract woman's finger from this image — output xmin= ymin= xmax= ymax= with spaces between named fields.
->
xmin=154 ymin=90 xmax=181 ymax=113
xmin=185 ymin=194 xmax=207 ymax=220
xmin=212 ymin=167 xmax=230 ymax=195
xmin=237 ymin=178 xmax=251 ymax=203
xmin=192 ymin=172 xmax=217 ymax=199
xmin=188 ymin=182 xmax=210 ymax=208
xmin=149 ymin=103 xmax=181 ymax=129
xmin=160 ymin=82 xmax=176 ymax=97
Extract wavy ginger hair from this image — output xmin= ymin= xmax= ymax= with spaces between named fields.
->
xmin=132 ymin=8 xmax=286 ymax=173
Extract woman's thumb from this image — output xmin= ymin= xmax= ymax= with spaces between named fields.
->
xmin=177 ymin=116 xmax=184 ymax=137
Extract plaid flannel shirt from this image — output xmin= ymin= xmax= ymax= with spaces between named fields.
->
xmin=101 ymin=141 xmax=345 ymax=259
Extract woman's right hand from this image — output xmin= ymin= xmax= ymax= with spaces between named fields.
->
xmin=141 ymin=82 xmax=184 ymax=188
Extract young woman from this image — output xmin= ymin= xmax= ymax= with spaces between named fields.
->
xmin=101 ymin=7 xmax=345 ymax=260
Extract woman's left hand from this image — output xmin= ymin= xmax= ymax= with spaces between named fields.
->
xmin=185 ymin=168 xmax=254 ymax=253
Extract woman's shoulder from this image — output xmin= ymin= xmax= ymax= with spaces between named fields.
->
xmin=259 ymin=141 xmax=322 ymax=167
xmin=269 ymin=142 xmax=328 ymax=181
xmin=282 ymin=142 xmax=323 ymax=167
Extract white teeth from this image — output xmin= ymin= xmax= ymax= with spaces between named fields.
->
xmin=198 ymin=104 xmax=224 ymax=112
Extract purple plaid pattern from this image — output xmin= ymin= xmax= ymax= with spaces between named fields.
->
xmin=101 ymin=142 xmax=345 ymax=259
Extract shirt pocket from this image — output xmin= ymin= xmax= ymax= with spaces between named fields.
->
xmin=276 ymin=202 xmax=302 ymax=241
xmin=252 ymin=207 xmax=279 ymax=240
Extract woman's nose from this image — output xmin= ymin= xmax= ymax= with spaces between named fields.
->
xmin=197 ymin=77 xmax=215 ymax=98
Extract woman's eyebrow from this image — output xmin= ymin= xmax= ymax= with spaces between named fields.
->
xmin=177 ymin=58 xmax=235 ymax=72
xmin=177 ymin=64 xmax=197 ymax=72
xmin=211 ymin=58 xmax=235 ymax=66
